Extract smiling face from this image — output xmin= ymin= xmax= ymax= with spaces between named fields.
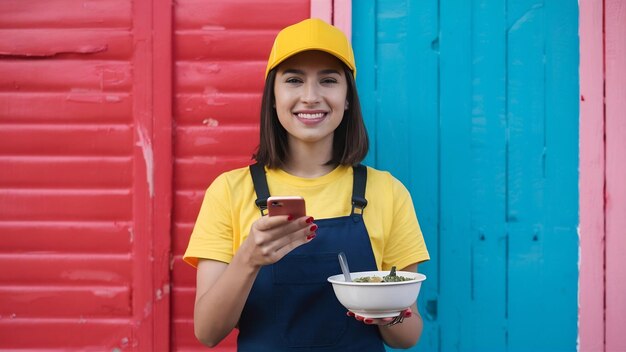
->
xmin=273 ymin=50 xmax=349 ymax=150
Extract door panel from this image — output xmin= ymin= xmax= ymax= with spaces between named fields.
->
xmin=170 ymin=1 xmax=310 ymax=350
xmin=352 ymin=1 xmax=579 ymax=351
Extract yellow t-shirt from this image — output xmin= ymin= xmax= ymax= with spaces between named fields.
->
xmin=183 ymin=165 xmax=429 ymax=271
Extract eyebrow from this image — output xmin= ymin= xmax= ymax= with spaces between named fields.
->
xmin=281 ymin=68 xmax=342 ymax=75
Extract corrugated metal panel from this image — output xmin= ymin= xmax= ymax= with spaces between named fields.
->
xmin=0 ymin=0 xmax=172 ymax=349
xmin=170 ymin=1 xmax=310 ymax=350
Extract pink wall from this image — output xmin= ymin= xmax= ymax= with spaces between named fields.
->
xmin=604 ymin=1 xmax=626 ymax=349
xmin=310 ymin=0 xmax=352 ymax=40
xmin=579 ymin=0 xmax=626 ymax=351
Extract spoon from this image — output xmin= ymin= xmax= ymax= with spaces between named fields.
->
xmin=338 ymin=252 xmax=352 ymax=282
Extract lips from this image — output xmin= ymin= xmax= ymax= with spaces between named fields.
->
xmin=294 ymin=111 xmax=328 ymax=125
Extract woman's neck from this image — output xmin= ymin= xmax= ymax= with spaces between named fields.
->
xmin=282 ymin=138 xmax=337 ymax=178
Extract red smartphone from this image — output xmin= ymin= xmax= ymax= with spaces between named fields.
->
xmin=267 ymin=196 xmax=306 ymax=219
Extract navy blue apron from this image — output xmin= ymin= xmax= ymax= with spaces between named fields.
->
xmin=236 ymin=163 xmax=385 ymax=352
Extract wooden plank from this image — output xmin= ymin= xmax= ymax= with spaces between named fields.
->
xmin=352 ymin=0 xmax=377 ymax=166
xmin=152 ymin=0 xmax=173 ymax=348
xmin=0 ymin=190 xmax=132 ymax=221
xmin=171 ymin=287 xmax=195 ymax=318
xmin=0 ymin=254 xmax=131 ymax=285
xmin=0 ymin=93 xmax=132 ymax=123
xmin=0 ymin=125 xmax=133 ymax=156
xmin=376 ymin=0 xmax=411 ymax=182
xmin=310 ymin=0 xmax=332 ymax=23
xmin=0 ymin=61 xmax=132 ymax=92
xmin=507 ymin=0 xmax=579 ymax=350
xmin=0 ymin=286 xmax=131 ymax=317
xmin=0 ymin=318 xmax=133 ymax=349
xmin=605 ymin=0 xmax=626 ymax=350
xmin=0 ymin=29 xmax=132 ymax=60
xmin=0 ymin=157 xmax=131 ymax=188
xmin=175 ymin=0 xmax=309 ymax=30
xmin=578 ymin=0 xmax=607 ymax=345
xmin=403 ymin=0 xmax=441 ymax=350
xmin=0 ymin=0 xmax=132 ymax=29
xmin=174 ymin=30 xmax=278 ymax=61
xmin=506 ymin=1 xmax=547 ymax=349
xmin=131 ymin=0 xmax=156 ymax=348
xmin=175 ymin=126 xmax=259 ymax=158
xmin=438 ymin=0 xmax=473 ymax=349
xmin=174 ymin=93 xmax=261 ymax=126
xmin=175 ymin=61 xmax=265 ymax=93
xmin=470 ymin=0 xmax=508 ymax=349
xmin=542 ymin=0 xmax=582 ymax=349
xmin=0 ymin=220 xmax=132 ymax=254
xmin=333 ymin=0 xmax=352 ymax=40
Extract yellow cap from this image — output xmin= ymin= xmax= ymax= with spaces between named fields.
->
xmin=265 ymin=18 xmax=356 ymax=78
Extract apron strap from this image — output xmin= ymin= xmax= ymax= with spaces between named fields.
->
xmin=249 ymin=162 xmax=270 ymax=216
xmin=249 ymin=162 xmax=368 ymax=217
xmin=351 ymin=164 xmax=368 ymax=216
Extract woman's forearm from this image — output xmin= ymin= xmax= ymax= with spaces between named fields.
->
xmin=193 ymin=253 xmax=259 ymax=347
xmin=378 ymin=305 xmax=423 ymax=349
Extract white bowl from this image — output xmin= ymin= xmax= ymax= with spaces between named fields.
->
xmin=327 ymin=270 xmax=427 ymax=318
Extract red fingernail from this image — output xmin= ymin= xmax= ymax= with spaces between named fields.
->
xmin=355 ymin=315 xmax=364 ymax=321
xmin=346 ymin=311 xmax=355 ymax=317
xmin=306 ymin=217 xmax=314 ymax=224
xmin=404 ymin=310 xmax=413 ymax=318
xmin=364 ymin=318 xmax=374 ymax=324
xmin=306 ymin=233 xmax=316 ymax=241
xmin=310 ymin=225 xmax=318 ymax=232
xmin=287 ymin=215 xmax=294 ymax=221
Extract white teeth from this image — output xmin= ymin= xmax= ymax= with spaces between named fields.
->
xmin=296 ymin=112 xmax=325 ymax=119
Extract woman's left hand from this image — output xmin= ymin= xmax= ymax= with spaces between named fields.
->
xmin=347 ymin=308 xmax=413 ymax=326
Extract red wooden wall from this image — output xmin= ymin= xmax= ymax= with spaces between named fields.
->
xmin=170 ymin=1 xmax=310 ymax=349
xmin=0 ymin=0 xmax=171 ymax=349
xmin=0 ymin=0 xmax=309 ymax=350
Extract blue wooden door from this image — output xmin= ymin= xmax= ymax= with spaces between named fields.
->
xmin=353 ymin=1 xmax=579 ymax=351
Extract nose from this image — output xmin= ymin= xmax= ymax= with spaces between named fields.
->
xmin=301 ymin=81 xmax=320 ymax=104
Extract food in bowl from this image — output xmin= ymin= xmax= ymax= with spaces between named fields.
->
xmin=327 ymin=269 xmax=427 ymax=318
xmin=353 ymin=266 xmax=414 ymax=283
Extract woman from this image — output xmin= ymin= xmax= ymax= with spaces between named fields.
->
xmin=184 ymin=18 xmax=429 ymax=351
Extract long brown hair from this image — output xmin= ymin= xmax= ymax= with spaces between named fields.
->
xmin=253 ymin=66 xmax=369 ymax=168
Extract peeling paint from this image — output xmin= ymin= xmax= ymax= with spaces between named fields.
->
xmin=155 ymin=283 xmax=171 ymax=301
xmin=201 ymin=25 xmax=226 ymax=31
xmin=61 ymin=270 xmax=121 ymax=282
xmin=0 ymin=45 xmax=108 ymax=58
xmin=105 ymin=95 xmax=121 ymax=102
xmin=202 ymin=118 xmax=219 ymax=127
xmin=202 ymin=87 xmax=226 ymax=106
xmin=194 ymin=136 xmax=218 ymax=147
xmin=120 ymin=337 xmax=129 ymax=347
xmin=197 ymin=63 xmax=221 ymax=74
xmin=508 ymin=3 xmax=543 ymax=33
xmin=65 ymin=89 xmax=123 ymax=104
xmin=92 ymin=289 xmax=118 ymax=298
xmin=136 ymin=126 xmax=155 ymax=197
xmin=143 ymin=301 xmax=152 ymax=318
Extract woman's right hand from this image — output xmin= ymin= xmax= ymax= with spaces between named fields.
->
xmin=239 ymin=215 xmax=317 ymax=268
